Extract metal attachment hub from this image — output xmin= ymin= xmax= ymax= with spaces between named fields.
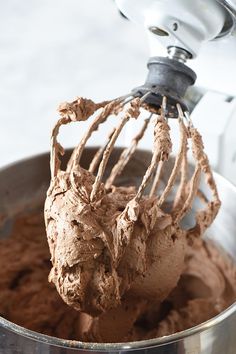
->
xmin=132 ymin=56 xmax=197 ymax=117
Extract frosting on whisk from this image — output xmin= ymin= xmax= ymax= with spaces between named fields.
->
xmin=44 ymin=95 xmax=220 ymax=316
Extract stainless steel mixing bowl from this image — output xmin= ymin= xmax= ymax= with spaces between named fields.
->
xmin=0 ymin=148 xmax=236 ymax=354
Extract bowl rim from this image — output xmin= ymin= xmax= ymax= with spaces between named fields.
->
xmin=0 ymin=150 xmax=236 ymax=351
xmin=1 ymin=302 xmax=236 ymax=351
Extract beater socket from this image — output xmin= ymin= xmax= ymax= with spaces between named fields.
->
xmin=132 ymin=56 xmax=197 ymax=117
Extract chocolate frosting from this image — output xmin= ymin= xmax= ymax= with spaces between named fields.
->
xmin=45 ymin=97 xmax=221 ymax=318
xmin=0 ymin=212 xmax=235 ymax=342
xmin=0 ymin=96 xmax=234 ymax=344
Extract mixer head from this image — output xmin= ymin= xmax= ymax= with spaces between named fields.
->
xmin=115 ymin=0 xmax=236 ymax=117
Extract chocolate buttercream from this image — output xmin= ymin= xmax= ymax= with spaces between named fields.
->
xmin=44 ymin=97 xmax=221 ymax=318
xmin=0 ymin=97 xmax=235 ymax=344
xmin=0 ymin=212 xmax=235 ymax=342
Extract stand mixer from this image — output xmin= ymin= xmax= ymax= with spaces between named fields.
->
xmin=115 ymin=0 xmax=236 ymax=183
xmin=1 ymin=1 xmax=236 ymax=353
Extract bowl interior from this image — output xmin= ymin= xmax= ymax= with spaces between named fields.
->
xmin=0 ymin=147 xmax=236 ymax=351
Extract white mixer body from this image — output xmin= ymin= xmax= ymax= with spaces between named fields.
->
xmin=116 ymin=0 xmax=236 ymax=93
xmin=116 ymin=0 xmax=236 ymax=183
xmin=116 ymin=0 xmax=226 ymax=57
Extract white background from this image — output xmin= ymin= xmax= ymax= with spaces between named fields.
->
xmin=0 ymin=0 xmax=149 ymax=167
xmin=1 ymin=0 xmax=236 ymax=184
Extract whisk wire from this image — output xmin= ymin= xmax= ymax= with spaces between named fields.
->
xmin=89 ymin=127 xmax=117 ymax=174
xmin=49 ymin=91 xmax=221 ymax=244
xmin=90 ymin=99 xmax=140 ymax=202
xmin=105 ymin=113 xmax=152 ymax=189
